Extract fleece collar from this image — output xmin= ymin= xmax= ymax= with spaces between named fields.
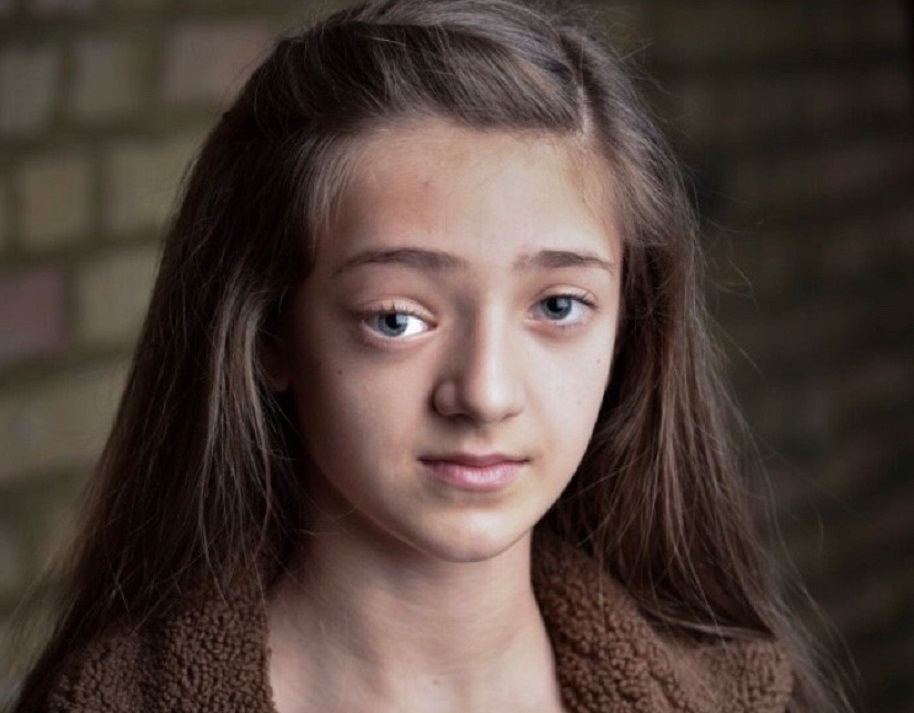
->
xmin=50 ymin=533 xmax=792 ymax=712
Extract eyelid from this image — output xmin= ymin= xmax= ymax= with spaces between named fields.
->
xmin=356 ymin=300 xmax=436 ymax=341
xmin=529 ymin=290 xmax=597 ymax=326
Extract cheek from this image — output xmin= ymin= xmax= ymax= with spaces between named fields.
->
xmin=289 ymin=347 xmax=424 ymax=472
xmin=536 ymin=333 xmax=615 ymax=459
xmin=285 ymin=323 xmax=358 ymax=458
xmin=551 ymin=359 xmax=609 ymax=431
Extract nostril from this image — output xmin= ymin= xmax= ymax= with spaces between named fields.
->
xmin=430 ymin=322 xmax=523 ymax=423
xmin=430 ymin=364 xmax=522 ymax=424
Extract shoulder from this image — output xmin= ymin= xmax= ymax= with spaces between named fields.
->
xmin=45 ymin=580 xmax=274 ymax=713
xmin=532 ymin=532 xmax=794 ymax=713
xmin=45 ymin=625 xmax=143 ymax=712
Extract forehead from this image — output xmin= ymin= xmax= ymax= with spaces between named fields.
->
xmin=322 ymin=119 xmax=620 ymax=263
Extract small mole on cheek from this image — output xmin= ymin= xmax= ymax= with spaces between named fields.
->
xmin=336 ymin=369 xmax=343 ymax=376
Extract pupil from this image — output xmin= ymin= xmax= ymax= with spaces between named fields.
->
xmin=545 ymin=297 xmax=572 ymax=319
xmin=381 ymin=313 xmax=408 ymax=334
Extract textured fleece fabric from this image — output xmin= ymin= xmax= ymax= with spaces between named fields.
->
xmin=47 ymin=533 xmax=793 ymax=712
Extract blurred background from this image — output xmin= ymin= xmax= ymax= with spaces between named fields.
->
xmin=0 ymin=0 xmax=910 ymax=710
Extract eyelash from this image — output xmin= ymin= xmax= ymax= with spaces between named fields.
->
xmin=359 ymin=303 xmax=433 ymax=341
xmin=359 ymin=292 xmax=597 ymax=341
xmin=530 ymin=292 xmax=597 ymax=328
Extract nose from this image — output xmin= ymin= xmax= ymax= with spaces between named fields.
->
xmin=431 ymin=315 xmax=523 ymax=425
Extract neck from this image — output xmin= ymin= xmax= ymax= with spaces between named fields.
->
xmin=267 ymin=518 xmax=562 ymax=713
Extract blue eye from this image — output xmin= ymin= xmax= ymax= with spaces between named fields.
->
xmin=534 ymin=294 xmax=592 ymax=323
xmin=366 ymin=311 xmax=430 ymax=338
xmin=540 ymin=296 xmax=574 ymax=320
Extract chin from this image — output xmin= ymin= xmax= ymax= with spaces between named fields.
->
xmin=400 ymin=516 xmax=535 ymax=565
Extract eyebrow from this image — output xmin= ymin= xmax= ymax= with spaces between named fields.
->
xmin=333 ymin=247 xmax=615 ymax=277
xmin=333 ymin=248 xmax=465 ymax=276
xmin=516 ymin=249 xmax=616 ymax=275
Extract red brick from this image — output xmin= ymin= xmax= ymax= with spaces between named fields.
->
xmin=0 ymin=46 xmax=60 ymax=135
xmin=0 ymin=524 xmax=25 ymax=598
xmin=160 ymin=21 xmax=274 ymax=108
xmin=766 ymin=462 xmax=818 ymax=512
xmin=884 ymin=207 xmax=914 ymax=257
xmin=826 ymin=573 xmax=897 ymax=636
xmin=75 ymin=245 xmax=158 ymax=346
xmin=0 ymin=267 xmax=66 ymax=367
xmin=815 ymin=0 xmax=908 ymax=51
xmin=671 ymin=64 xmax=913 ymax=147
xmin=819 ymin=138 xmax=914 ymax=199
xmin=0 ymin=181 xmax=7 ymax=252
xmin=869 ymin=67 xmax=914 ymax=120
xmin=867 ymin=481 xmax=914 ymax=552
xmin=102 ymin=134 xmax=201 ymax=235
xmin=819 ymin=208 xmax=914 ymax=283
xmin=728 ymin=136 xmax=914 ymax=210
xmin=0 ymin=364 xmax=127 ymax=483
xmin=71 ymin=35 xmax=147 ymax=123
xmin=112 ymin=0 xmax=165 ymax=7
xmin=15 ymin=151 xmax=92 ymax=250
xmin=666 ymin=78 xmax=718 ymax=145
xmin=813 ymin=432 xmax=889 ymax=501
xmin=832 ymin=355 xmax=914 ymax=424
xmin=29 ymin=0 xmax=94 ymax=15
xmin=654 ymin=3 xmax=809 ymax=62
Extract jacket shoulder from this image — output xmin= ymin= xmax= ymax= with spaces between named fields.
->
xmin=46 ymin=627 xmax=144 ymax=713
xmin=44 ymin=583 xmax=274 ymax=713
xmin=532 ymin=531 xmax=794 ymax=713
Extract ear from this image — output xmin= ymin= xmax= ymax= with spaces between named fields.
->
xmin=259 ymin=332 xmax=292 ymax=392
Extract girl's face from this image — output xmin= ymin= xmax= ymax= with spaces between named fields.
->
xmin=274 ymin=120 xmax=621 ymax=564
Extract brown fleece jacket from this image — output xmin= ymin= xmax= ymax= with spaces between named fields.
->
xmin=46 ymin=534 xmax=793 ymax=712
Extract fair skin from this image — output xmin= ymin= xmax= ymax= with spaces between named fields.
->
xmin=266 ymin=119 xmax=622 ymax=713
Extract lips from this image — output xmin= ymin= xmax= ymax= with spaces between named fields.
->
xmin=420 ymin=453 xmax=527 ymax=492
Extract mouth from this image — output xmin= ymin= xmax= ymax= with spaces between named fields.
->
xmin=419 ymin=453 xmax=528 ymax=492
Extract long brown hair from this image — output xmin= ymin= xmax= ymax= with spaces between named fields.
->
xmin=12 ymin=1 xmax=842 ymax=710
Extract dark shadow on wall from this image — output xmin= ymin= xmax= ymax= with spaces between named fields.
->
xmin=635 ymin=2 xmax=913 ymax=712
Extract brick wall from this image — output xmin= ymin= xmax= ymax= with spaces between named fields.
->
xmin=0 ymin=0 xmax=320 ymax=698
xmin=0 ymin=1 xmax=911 ymax=710
xmin=641 ymin=2 xmax=913 ymax=711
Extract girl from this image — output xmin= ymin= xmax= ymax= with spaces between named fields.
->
xmin=12 ymin=0 xmax=842 ymax=711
